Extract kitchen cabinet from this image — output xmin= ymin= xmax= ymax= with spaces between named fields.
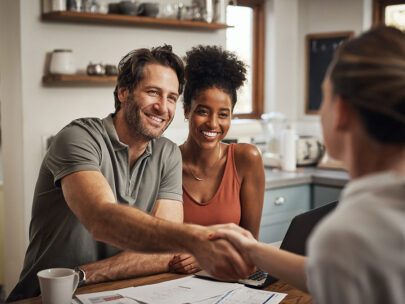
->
xmin=259 ymin=185 xmax=311 ymax=244
xmin=312 ymin=184 xmax=342 ymax=209
xmin=259 ymin=168 xmax=347 ymax=244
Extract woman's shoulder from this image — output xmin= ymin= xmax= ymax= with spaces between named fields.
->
xmin=233 ymin=143 xmax=262 ymax=161
xmin=232 ymin=143 xmax=263 ymax=172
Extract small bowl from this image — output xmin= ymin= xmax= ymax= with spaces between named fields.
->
xmin=119 ymin=1 xmax=139 ymax=16
xmin=137 ymin=2 xmax=159 ymax=17
xmin=108 ymin=3 xmax=120 ymax=14
xmin=105 ymin=64 xmax=118 ymax=76
xmin=87 ymin=63 xmax=105 ymax=76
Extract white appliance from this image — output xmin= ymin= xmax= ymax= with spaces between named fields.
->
xmin=262 ymin=136 xmax=324 ymax=168
xmin=296 ymin=136 xmax=324 ymax=166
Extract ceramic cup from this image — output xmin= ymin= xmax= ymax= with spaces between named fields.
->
xmin=37 ymin=268 xmax=79 ymax=304
xmin=137 ymin=2 xmax=159 ymax=17
xmin=118 ymin=0 xmax=139 ymax=15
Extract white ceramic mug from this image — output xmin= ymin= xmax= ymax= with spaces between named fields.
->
xmin=37 ymin=268 xmax=79 ymax=304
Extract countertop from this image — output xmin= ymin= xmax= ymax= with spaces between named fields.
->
xmin=265 ymin=167 xmax=349 ymax=189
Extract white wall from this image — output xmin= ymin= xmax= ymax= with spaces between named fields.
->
xmin=266 ymin=0 xmax=372 ymax=137
xmin=0 ymin=0 xmax=225 ymax=294
xmin=0 ymin=0 xmax=26 ymax=292
xmin=265 ymin=0 xmax=299 ymax=118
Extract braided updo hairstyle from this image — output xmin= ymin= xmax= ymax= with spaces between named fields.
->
xmin=183 ymin=45 xmax=247 ymax=114
xmin=330 ymin=26 xmax=405 ymax=143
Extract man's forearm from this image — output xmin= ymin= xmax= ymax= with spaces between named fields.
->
xmin=80 ymin=251 xmax=175 ymax=284
xmin=90 ymin=202 xmax=201 ymax=254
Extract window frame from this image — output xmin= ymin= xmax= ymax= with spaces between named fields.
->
xmin=373 ymin=0 xmax=405 ymax=24
xmin=229 ymin=0 xmax=265 ymax=119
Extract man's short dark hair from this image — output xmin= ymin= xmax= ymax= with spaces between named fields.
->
xmin=113 ymin=45 xmax=185 ymax=114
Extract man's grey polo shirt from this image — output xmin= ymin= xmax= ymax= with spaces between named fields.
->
xmin=7 ymin=115 xmax=182 ymax=301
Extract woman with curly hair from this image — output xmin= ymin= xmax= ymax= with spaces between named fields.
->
xmin=169 ymin=45 xmax=265 ymax=274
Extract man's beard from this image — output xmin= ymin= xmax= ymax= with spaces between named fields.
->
xmin=124 ymin=94 xmax=171 ymax=141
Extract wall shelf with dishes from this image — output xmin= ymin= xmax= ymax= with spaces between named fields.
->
xmin=41 ymin=11 xmax=230 ymax=30
xmin=42 ymin=74 xmax=116 ymax=85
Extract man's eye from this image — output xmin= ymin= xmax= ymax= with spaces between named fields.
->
xmin=219 ymin=113 xmax=229 ymax=118
xmin=168 ymin=95 xmax=178 ymax=102
xmin=148 ymin=90 xmax=159 ymax=95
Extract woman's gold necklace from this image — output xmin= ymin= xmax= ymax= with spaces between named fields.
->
xmin=186 ymin=144 xmax=222 ymax=182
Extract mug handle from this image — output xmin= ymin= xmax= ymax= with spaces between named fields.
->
xmin=72 ymin=272 xmax=79 ymax=294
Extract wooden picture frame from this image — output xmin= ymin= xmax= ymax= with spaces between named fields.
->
xmin=305 ymin=31 xmax=354 ymax=114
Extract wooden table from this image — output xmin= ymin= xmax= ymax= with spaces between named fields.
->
xmin=11 ymin=272 xmax=313 ymax=304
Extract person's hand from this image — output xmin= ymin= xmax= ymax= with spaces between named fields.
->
xmin=187 ymin=224 xmax=255 ymax=282
xmin=209 ymin=223 xmax=258 ymax=261
xmin=168 ymin=254 xmax=201 ymax=274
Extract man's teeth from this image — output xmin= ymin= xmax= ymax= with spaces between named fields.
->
xmin=148 ymin=115 xmax=163 ymax=122
xmin=202 ymin=131 xmax=217 ymax=137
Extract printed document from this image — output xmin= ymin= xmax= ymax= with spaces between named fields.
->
xmin=214 ymin=286 xmax=287 ymax=304
xmin=74 ymin=276 xmax=287 ymax=304
xmin=119 ymin=277 xmax=237 ymax=304
xmin=75 ymin=287 xmax=140 ymax=304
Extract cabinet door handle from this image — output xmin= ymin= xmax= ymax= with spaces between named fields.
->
xmin=274 ymin=197 xmax=285 ymax=205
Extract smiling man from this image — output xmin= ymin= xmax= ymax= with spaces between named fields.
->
xmin=7 ymin=45 xmax=253 ymax=301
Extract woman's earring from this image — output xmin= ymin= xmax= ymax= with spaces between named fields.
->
xmin=184 ymin=118 xmax=188 ymax=122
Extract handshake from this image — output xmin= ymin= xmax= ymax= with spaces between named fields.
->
xmin=171 ymin=223 xmax=259 ymax=282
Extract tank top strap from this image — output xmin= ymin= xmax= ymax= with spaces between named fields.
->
xmin=227 ymin=143 xmax=241 ymax=186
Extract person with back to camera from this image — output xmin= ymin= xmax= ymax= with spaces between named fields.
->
xmin=211 ymin=26 xmax=405 ymax=303
xmin=168 ymin=45 xmax=265 ymax=274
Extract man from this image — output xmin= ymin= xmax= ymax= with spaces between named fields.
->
xmin=7 ymin=45 xmax=252 ymax=301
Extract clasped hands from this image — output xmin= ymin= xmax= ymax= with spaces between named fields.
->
xmin=169 ymin=223 xmax=258 ymax=282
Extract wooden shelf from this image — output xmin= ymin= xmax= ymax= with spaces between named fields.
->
xmin=41 ymin=11 xmax=230 ymax=30
xmin=43 ymin=74 xmax=117 ymax=85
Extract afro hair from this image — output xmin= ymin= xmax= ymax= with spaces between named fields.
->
xmin=183 ymin=45 xmax=247 ymax=113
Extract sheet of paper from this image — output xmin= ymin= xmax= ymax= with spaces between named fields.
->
xmin=119 ymin=276 xmax=239 ymax=304
xmin=213 ymin=286 xmax=287 ymax=304
xmin=75 ymin=287 xmax=141 ymax=304
xmin=193 ymin=296 xmax=221 ymax=304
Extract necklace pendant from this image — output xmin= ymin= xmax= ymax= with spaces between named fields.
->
xmin=190 ymin=170 xmax=204 ymax=181
xmin=186 ymin=143 xmax=221 ymax=182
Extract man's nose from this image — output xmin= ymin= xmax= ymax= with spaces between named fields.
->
xmin=153 ymin=97 xmax=169 ymax=114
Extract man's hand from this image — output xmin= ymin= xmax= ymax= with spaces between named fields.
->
xmin=209 ymin=223 xmax=258 ymax=251
xmin=208 ymin=223 xmax=258 ymax=268
xmin=168 ymin=254 xmax=201 ymax=274
xmin=186 ymin=224 xmax=255 ymax=281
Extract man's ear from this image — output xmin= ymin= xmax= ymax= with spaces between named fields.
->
xmin=335 ymin=95 xmax=355 ymax=131
xmin=118 ymin=87 xmax=129 ymax=105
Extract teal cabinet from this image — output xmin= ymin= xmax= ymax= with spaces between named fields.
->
xmin=312 ymin=185 xmax=342 ymax=209
xmin=259 ymin=185 xmax=311 ymax=243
